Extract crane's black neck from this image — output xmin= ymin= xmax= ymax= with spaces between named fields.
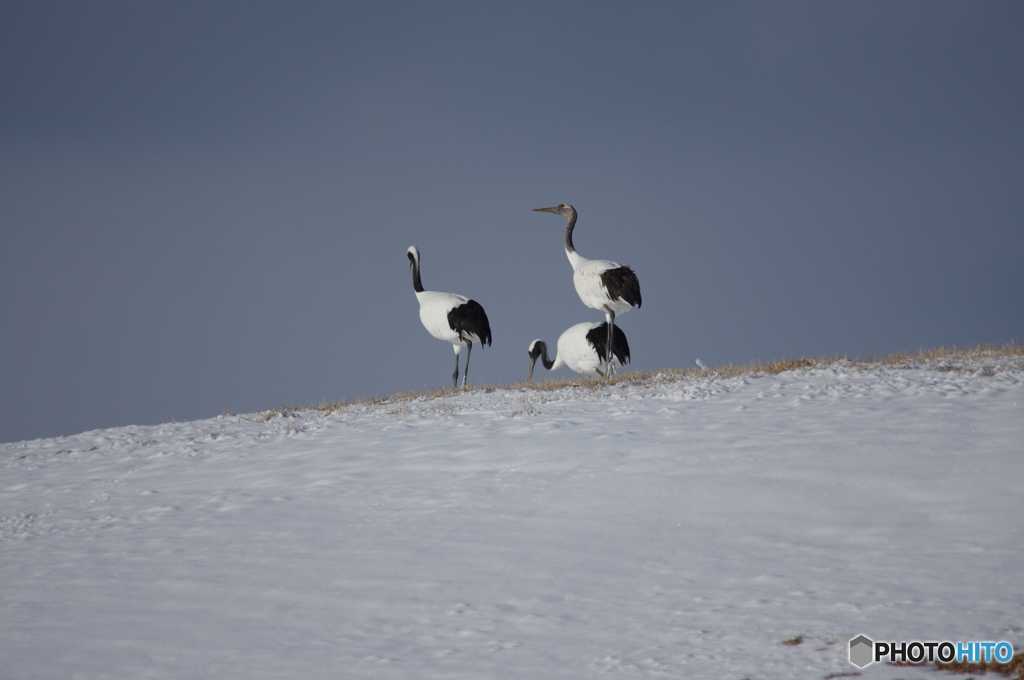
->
xmin=408 ymin=252 xmax=425 ymax=293
xmin=563 ymin=212 xmax=577 ymax=254
xmin=530 ymin=340 xmax=555 ymax=370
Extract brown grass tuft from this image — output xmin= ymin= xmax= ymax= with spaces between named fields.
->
xmin=765 ymin=357 xmax=818 ymax=374
xmin=936 ymin=651 xmax=1024 ymax=680
xmin=937 ymin=651 xmax=1024 ymax=675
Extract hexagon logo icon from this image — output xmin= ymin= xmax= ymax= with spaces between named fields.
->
xmin=849 ymin=635 xmax=874 ymax=668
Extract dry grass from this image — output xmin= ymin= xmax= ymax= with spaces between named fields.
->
xmin=935 ymin=651 xmax=1024 ymax=680
xmin=246 ymin=342 xmax=1023 ymax=421
xmin=878 ymin=341 xmax=1023 ymax=366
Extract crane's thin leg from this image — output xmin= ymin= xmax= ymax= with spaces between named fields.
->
xmin=604 ymin=309 xmax=617 ymax=377
xmin=452 ymin=347 xmax=460 ymax=389
xmin=462 ymin=341 xmax=474 ymax=388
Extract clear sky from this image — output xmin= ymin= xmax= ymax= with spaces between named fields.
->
xmin=2 ymin=1 xmax=1022 ymax=444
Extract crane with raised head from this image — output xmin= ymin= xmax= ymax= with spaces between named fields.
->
xmin=407 ymin=246 xmax=491 ymax=388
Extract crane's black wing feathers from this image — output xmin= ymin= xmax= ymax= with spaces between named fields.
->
xmin=600 ymin=266 xmax=642 ymax=308
xmin=586 ymin=323 xmax=630 ymax=366
xmin=448 ymin=300 xmax=492 ymax=346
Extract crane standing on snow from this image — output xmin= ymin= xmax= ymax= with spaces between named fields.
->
xmin=407 ymin=246 xmax=492 ymax=389
xmin=532 ymin=204 xmax=641 ymax=375
xmin=527 ymin=321 xmax=631 ymax=382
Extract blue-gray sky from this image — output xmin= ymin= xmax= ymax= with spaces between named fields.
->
xmin=2 ymin=1 xmax=1022 ymax=444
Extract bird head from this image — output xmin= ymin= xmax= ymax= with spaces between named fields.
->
xmin=406 ymin=246 xmax=420 ymax=270
xmin=532 ymin=204 xmax=576 ymax=221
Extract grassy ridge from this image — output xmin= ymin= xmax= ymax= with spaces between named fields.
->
xmin=253 ymin=342 xmax=1023 ymax=421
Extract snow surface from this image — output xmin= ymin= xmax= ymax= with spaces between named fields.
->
xmin=3 ymin=356 xmax=1023 ymax=679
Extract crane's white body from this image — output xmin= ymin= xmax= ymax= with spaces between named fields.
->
xmin=566 ymin=251 xmax=637 ymax=318
xmin=552 ymin=322 xmax=624 ymax=375
xmin=415 ymin=290 xmax=477 ymax=349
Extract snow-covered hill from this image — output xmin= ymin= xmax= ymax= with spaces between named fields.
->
xmin=3 ymin=353 xmax=1023 ymax=679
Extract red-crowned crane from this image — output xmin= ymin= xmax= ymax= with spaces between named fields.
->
xmin=407 ymin=246 xmax=492 ymax=389
xmin=533 ymin=204 xmax=641 ymax=375
xmin=527 ymin=321 xmax=630 ymax=382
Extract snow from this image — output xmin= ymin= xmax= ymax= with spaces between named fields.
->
xmin=3 ymin=355 xmax=1023 ymax=679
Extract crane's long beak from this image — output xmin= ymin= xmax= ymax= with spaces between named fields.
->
xmin=527 ymin=355 xmax=536 ymax=383
xmin=532 ymin=206 xmax=559 ymax=213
